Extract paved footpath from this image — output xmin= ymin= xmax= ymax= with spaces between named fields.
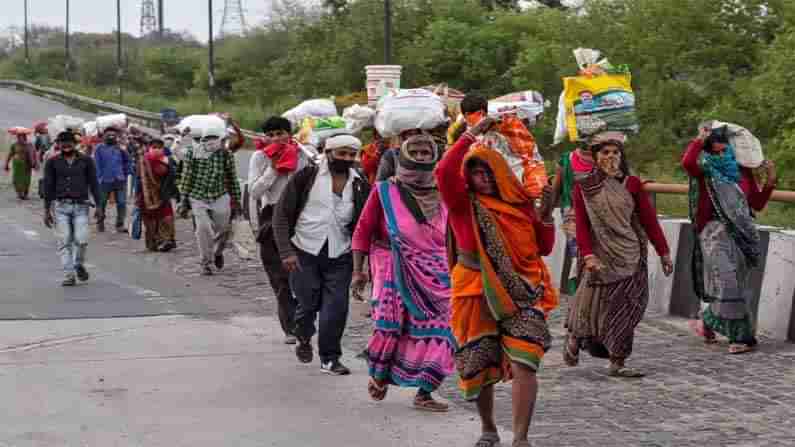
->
xmin=2 ymin=175 xmax=795 ymax=446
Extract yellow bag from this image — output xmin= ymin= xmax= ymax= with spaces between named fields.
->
xmin=563 ymin=73 xmax=638 ymax=141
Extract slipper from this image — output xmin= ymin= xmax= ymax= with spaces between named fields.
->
xmin=563 ymin=335 xmax=579 ymax=367
xmin=474 ymin=432 xmax=501 ymax=447
xmin=608 ymin=366 xmax=645 ymax=378
xmin=728 ymin=344 xmax=754 ymax=355
xmin=689 ymin=319 xmax=718 ymax=344
xmin=413 ymin=395 xmax=449 ymax=413
xmin=368 ymin=378 xmax=388 ymax=401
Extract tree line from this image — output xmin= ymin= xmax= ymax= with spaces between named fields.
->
xmin=0 ymin=0 xmax=793 ymax=198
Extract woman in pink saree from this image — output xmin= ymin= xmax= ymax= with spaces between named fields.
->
xmin=352 ymin=133 xmax=455 ymax=412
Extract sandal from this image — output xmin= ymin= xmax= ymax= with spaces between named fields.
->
xmin=413 ymin=394 xmax=449 ymax=413
xmin=368 ymin=378 xmax=388 ymax=401
xmin=474 ymin=432 xmax=500 ymax=447
xmin=608 ymin=365 xmax=645 ymax=378
xmin=728 ymin=344 xmax=754 ymax=355
xmin=688 ymin=319 xmax=717 ymax=344
xmin=513 ymin=441 xmax=532 ymax=447
xmin=563 ymin=335 xmax=579 ymax=367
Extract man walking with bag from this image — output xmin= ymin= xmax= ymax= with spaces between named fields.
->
xmin=273 ymin=135 xmax=369 ymax=375
xmin=43 ymin=131 xmax=101 ymax=287
xmin=248 ymin=116 xmax=309 ymax=344
xmin=177 ymin=116 xmax=242 ymax=276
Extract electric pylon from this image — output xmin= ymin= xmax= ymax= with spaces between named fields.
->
xmin=220 ymin=0 xmax=248 ymax=37
xmin=140 ymin=0 xmax=158 ymax=36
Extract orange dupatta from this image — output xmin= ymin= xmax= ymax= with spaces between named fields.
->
xmin=462 ymin=145 xmax=557 ymax=321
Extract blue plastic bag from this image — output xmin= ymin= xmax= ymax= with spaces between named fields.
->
xmin=130 ymin=206 xmax=142 ymax=240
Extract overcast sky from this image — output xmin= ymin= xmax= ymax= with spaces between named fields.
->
xmin=0 ymin=0 xmax=271 ymax=42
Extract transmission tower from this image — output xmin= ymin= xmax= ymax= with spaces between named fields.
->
xmin=140 ymin=0 xmax=158 ymax=37
xmin=220 ymin=0 xmax=248 ymax=37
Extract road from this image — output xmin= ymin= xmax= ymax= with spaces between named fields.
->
xmin=3 ymin=86 xmax=795 ymax=447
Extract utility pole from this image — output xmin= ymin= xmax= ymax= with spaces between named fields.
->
xmin=384 ymin=0 xmax=392 ymax=64
xmin=208 ymin=0 xmax=215 ymax=107
xmin=117 ymin=0 xmax=124 ymax=104
xmin=158 ymin=0 xmax=165 ymax=38
xmin=23 ymin=0 xmax=29 ymax=63
xmin=65 ymin=0 xmax=70 ymax=79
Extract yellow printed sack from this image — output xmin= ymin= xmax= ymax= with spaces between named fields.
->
xmin=563 ymin=73 xmax=638 ymax=141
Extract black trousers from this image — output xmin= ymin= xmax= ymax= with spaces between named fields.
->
xmin=259 ymin=232 xmax=297 ymax=338
xmin=290 ymin=244 xmax=353 ymax=363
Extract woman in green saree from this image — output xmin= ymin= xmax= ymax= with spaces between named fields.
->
xmin=4 ymin=131 xmax=38 ymax=200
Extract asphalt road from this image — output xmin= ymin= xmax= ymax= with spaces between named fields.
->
xmin=0 ymin=87 xmax=255 ymax=179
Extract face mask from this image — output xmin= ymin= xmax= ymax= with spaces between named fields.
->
xmin=328 ymin=156 xmax=353 ymax=174
xmin=200 ymin=139 xmax=223 ymax=153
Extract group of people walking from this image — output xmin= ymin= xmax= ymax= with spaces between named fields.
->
xmin=8 ymin=115 xmax=244 ymax=286
xmin=5 ymin=89 xmax=778 ymax=446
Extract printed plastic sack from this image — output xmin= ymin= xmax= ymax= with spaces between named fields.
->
xmin=563 ymin=73 xmax=638 ymax=141
xmin=96 ymin=114 xmax=128 ymax=133
xmin=703 ymin=120 xmax=764 ymax=168
xmin=342 ymin=104 xmax=376 ymax=134
xmin=489 ymin=91 xmax=545 ymax=125
xmin=295 ymin=116 xmax=350 ymax=149
xmin=496 ymin=116 xmax=547 ymax=198
xmin=374 ymin=89 xmax=447 ymax=138
xmin=48 ymin=115 xmax=86 ymax=140
xmin=283 ymin=99 xmax=338 ymax=128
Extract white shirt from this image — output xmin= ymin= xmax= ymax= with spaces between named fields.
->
xmin=247 ymin=149 xmax=308 ymax=212
xmin=291 ymin=157 xmax=358 ymax=259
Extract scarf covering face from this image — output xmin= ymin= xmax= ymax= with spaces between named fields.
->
xmin=702 ymin=144 xmax=741 ymax=184
xmin=395 ymin=134 xmax=441 ymax=222
xmin=462 ymin=144 xmax=559 ymax=320
xmin=261 ymin=139 xmax=299 ymax=174
xmin=193 ymin=139 xmax=224 ymax=160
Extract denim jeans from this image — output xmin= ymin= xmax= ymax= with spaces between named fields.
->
xmin=54 ymin=201 xmax=90 ymax=277
xmin=98 ymin=180 xmax=127 ymax=227
xmin=290 ymin=244 xmax=353 ymax=363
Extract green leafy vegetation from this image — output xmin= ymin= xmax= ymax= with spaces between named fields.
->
xmin=1 ymin=0 xmax=793 ymax=225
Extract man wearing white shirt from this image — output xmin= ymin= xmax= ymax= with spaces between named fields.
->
xmin=272 ymin=135 xmax=370 ymax=375
xmin=248 ymin=117 xmax=308 ymax=345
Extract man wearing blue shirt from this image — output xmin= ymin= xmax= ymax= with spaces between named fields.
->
xmin=93 ymin=127 xmax=130 ymax=233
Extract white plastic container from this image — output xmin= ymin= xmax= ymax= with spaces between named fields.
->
xmin=365 ymin=65 xmax=402 ymax=106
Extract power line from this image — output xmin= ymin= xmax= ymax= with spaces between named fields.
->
xmin=220 ymin=0 xmax=248 ymax=37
